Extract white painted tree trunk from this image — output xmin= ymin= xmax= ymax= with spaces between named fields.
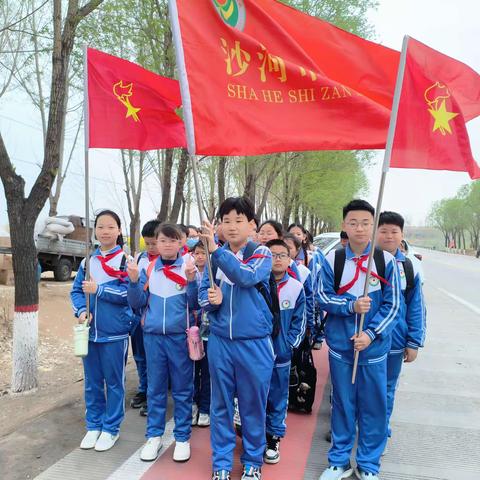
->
xmin=11 ymin=309 xmax=38 ymax=392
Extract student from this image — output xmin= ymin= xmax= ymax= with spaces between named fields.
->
xmin=199 ymin=197 xmax=274 ymax=480
xmin=283 ymin=233 xmax=315 ymax=339
xmin=178 ymin=224 xmax=191 ymax=256
xmin=339 ymin=231 xmax=349 ymax=249
xmin=127 ymin=223 xmax=198 ymax=463
xmin=71 ymin=210 xmax=133 ymax=452
xmin=318 ymin=199 xmax=401 ymax=480
xmin=191 ymin=241 xmax=211 ymax=428
xmin=287 ymin=223 xmax=312 ymax=268
xmin=376 ymin=211 xmax=426 ymax=450
xmin=257 ymin=220 xmax=283 ymax=245
xmin=263 ymin=239 xmax=306 ymax=464
xmin=130 ymin=220 xmax=161 ymax=413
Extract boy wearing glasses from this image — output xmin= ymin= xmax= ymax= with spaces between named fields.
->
xmin=318 ymin=199 xmax=401 ymax=480
xmin=263 ymin=239 xmax=306 ymax=465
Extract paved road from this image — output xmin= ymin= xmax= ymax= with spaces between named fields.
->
xmin=1 ymin=248 xmax=479 ymax=480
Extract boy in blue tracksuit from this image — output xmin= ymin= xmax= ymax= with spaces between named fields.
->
xmin=130 ymin=219 xmax=161 ymax=412
xmin=199 ymin=197 xmax=274 ymax=480
xmin=376 ymin=211 xmax=426 ymax=447
xmin=127 ymin=223 xmax=198 ymax=463
xmin=70 ymin=210 xmax=134 ymax=453
xmin=263 ymin=239 xmax=306 ymax=465
xmin=318 ymin=200 xmax=401 ymax=480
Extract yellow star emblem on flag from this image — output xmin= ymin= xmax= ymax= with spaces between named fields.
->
xmin=424 ymin=82 xmax=458 ymax=136
xmin=113 ymin=80 xmax=141 ymax=122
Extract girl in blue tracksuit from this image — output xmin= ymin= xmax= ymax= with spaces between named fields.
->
xmin=376 ymin=211 xmax=426 ymax=443
xmin=199 ymin=197 xmax=274 ymax=480
xmin=263 ymin=239 xmax=306 ymax=465
xmin=317 ymin=200 xmax=401 ymax=480
xmin=70 ymin=210 xmax=134 ymax=452
xmin=127 ymin=223 xmax=198 ymax=463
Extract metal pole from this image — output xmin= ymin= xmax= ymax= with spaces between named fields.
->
xmin=83 ymin=44 xmax=91 ymax=318
xmin=351 ymin=35 xmax=410 ymax=383
xmin=168 ymin=0 xmax=214 ymax=285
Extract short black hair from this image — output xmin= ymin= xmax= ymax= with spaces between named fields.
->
xmin=177 ymin=224 xmax=189 ymax=237
xmin=191 ymin=241 xmax=206 ymax=253
xmin=379 ymin=211 xmax=405 ymax=231
xmin=283 ymin=233 xmax=301 ymax=251
xmin=217 ymin=196 xmax=255 ymax=222
xmin=259 ymin=220 xmax=283 ymax=238
xmin=342 ymin=199 xmax=375 ymax=219
xmin=142 ymin=220 xmax=161 ymax=238
xmin=253 ymin=216 xmax=260 ymax=230
xmin=266 ymin=238 xmax=290 ymax=254
xmin=340 ymin=231 xmax=348 ymax=240
xmin=155 ymin=223 xmax=182 ymax=240
xmin=187 ymin=225 xmax=199 ymax=234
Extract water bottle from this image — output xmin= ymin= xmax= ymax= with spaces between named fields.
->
xmin=73 ymin=322 xmax=90 ymax=357
xmin=186 ymin=325 xmax=205 ymax=361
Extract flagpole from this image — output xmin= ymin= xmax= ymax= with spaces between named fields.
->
xmin=83 ymin=44 xmax=91 ymax=318
xmin=168 ymin=0 xmax=214 ymax=286
xmin=351 ymin=35 xmax=410 ymax=384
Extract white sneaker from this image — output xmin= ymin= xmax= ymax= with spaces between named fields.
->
xmin=80 ymin=430 xmax=101 ymax=449
xmin=94 ymin=432 xmax=119 ymax=451
xmin=198 ymin=413 xmax=210 ymax=427
xmin=140 ymin=436 xmax=163 ymax=461
xmin=173 ymin=441 xmax=191 ymax=462
xmin=192 ymin=403 xmax=199 ymax=425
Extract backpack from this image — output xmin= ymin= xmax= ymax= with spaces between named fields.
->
xmin=400 ymin=257 xmax=415 ymax=298
xmin=288 ymin=336 xmax=317 ymax=413
xmin=211 ymin=241 xmax=282 ymax=338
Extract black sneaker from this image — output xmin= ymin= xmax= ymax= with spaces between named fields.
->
xmin=263 ymin=434 xmax=280 ymax=464
xmin=139 ymin=402 xmax=148 ymax=416
xmin=212 ymin=470 xmax=231 ymax=480
xmin=241 ymin=465 xmax=261 ymax=479
xmin=130 ymin=391 xmax=147 ymax=409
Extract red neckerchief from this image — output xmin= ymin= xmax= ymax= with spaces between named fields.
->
xmin=242 ymin=253 xmax=267 ymax=264
xmin=337 ymin=254 xmax=389 ymax=295
xmin=162 ymin=264 xmax=187 ymax=287
xmin=287 ymin=266 xmax=297 ymax=279
xmin=180 ymin=245 xmax=189 ymax=256
xmin=148 ymin=253 xmax=159 ymax=262
xmin=277 ymin=278 xmax=289 ymax=295
xmin=96 ymin=250 xmax=128 ymax=281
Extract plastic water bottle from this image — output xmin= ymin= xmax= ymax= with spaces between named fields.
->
xmin=186 ymin=325 xmax=205 ymax=361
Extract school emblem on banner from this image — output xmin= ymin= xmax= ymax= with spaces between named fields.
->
xmin=369 ymin=275 xmax=380 ymax=287
xmin=212 ymin=0 xmax=246 ymax=31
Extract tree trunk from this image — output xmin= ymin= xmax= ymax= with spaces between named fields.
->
xmin=158 ymin=149 xmax=174 ymax=221
xmin=218 ymin=156 xmax=227 ymax=205
xmin=169 ymin=149 xmax=189 ymax=223
xmin=244 ymin=158 xmax=256 ymax=206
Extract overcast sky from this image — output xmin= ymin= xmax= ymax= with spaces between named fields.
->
xmin=0 ymin=0 xmax=479 ymax=235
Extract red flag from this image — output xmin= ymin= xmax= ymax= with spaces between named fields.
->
xmin=170 ymin=0 xmax=400 ymax=156
xmin=87 ymin=48 xmax=186 ymax=151
xmin=390 ymin=38 xmax=480 ymax=179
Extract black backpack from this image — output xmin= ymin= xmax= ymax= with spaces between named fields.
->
xmin=288 ymin=336 xmax=317 ymax=413
xmin=211 ymin=241 xmax=282 ymax=337
xmin=400 ymin=257 xmax=415 ymax=298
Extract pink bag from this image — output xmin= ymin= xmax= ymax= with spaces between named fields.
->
xmin=187 ymin=325 xmax=205 ymax=361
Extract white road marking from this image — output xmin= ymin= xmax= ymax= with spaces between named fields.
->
xmin=106 ymin=417 xmax=175 ymax=480
xmin=437 ymin=287 xmax=480 ymax=315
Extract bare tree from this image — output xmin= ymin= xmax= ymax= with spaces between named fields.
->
xmin=0 ymin=0 xmax=103 ymax=393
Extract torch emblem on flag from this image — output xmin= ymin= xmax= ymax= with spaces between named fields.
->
xmin=424 ymin=82 xmax=459 ymax=136
xmin=113 ymin=80 xmax=141 ymax=122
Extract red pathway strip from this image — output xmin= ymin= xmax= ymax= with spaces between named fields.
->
xmin=141 ymin=348 xmax=329 ymax=480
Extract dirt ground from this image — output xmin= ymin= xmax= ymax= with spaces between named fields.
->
xmin=0 ymin=276 xmax=88 ymax=438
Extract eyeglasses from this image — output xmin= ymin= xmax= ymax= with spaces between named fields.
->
xmin=345 ymin=222 xmax=373 ymax=230
xmin=271 ymin=253 xmax=290 ymax=260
